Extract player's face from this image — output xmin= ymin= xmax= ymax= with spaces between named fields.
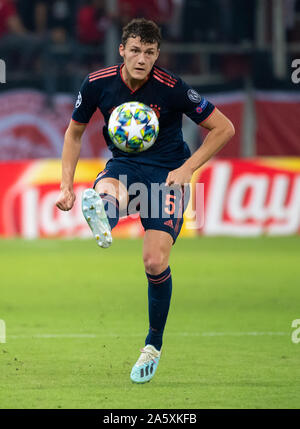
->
xmin=119 ymin=37 xmax=160 ymax=82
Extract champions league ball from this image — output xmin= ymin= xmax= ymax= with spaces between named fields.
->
xmin=108 ymin=102 xmax=159 ymax=153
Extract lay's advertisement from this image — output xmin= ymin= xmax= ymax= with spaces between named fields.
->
xmin=0 ymin=158 xmax=300 ymax=238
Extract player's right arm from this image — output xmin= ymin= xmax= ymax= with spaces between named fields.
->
xmin=56 ymin=74 xmax=98 ymax=211
xmin=56 ymin=120 xmax=86 ymax=211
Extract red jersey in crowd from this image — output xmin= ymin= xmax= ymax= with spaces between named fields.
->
xmin=0 ymin=0 xmax=17 ymax=37
xmin=77 ymin=3 xmax=110 ymax=44
xmin=118 ymin=0 xmax=173 ymax=25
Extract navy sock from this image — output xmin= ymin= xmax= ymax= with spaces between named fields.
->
xmin=99 ymin=193 xmax=119 ymax=230
xmin=145 ymin=266 xmax=172 ymax=351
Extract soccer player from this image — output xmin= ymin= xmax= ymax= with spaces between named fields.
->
xmin=56 ymin=18 xmax=235 ymax=384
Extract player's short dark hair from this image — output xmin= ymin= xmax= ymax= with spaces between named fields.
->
xmin=121 ymin=18 xmax=162 ymax=48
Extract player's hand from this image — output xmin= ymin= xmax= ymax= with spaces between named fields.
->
xmin=56 ymin=188 xmax=76 ymax=211
xmin=165 ymin=165 xmax=193 ymax=187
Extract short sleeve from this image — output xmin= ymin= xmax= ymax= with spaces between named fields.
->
xmin=72 ymin=75 xmax=98 ymax=124
xmin=171 ymin=78 xmax=215 ymax=124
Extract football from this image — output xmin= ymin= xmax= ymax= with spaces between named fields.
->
xmin=108 ymin=102 xmax=159 ymax=153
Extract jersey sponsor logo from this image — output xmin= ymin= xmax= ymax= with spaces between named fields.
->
xmin=75 ymin=91 xmax=82 ymax=108
xmin=187 ymin=89 xmax=202 ymax=103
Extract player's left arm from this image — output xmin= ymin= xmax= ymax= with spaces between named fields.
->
xmin=166 ymin=108 xmax=235 ymax=186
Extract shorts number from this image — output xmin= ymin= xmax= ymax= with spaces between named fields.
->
xmin=164 ymin=194 xmax=176 ymax=215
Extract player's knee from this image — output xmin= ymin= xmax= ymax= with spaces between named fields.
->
xmin=95 ymin=179 xmax=128 ymax=211
xmin=143 ymin=253 xmax=166 ymax=275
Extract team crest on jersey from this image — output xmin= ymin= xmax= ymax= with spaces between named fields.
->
xmin=149 ymin=104 xmax=161 ymax=118
xmin=75 ymin=91 xmax=82 ymax=108
xmin=187 ymin=89 xmax=202 ymax=103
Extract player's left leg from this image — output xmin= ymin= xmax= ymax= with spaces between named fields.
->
xmin=143 ymin=229 xmax=173 ymax=348
xmin=130 ymin=229 xmax=173 ymax=384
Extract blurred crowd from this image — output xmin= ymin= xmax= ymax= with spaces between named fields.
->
xmin=1 ymin=0 xmax=300 ymax=44
xmin=0 ymin=0 xmax=256 ymax=45
xmin=1 ymin=0 xmax=300 ymax=87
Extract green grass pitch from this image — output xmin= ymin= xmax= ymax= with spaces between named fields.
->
xmin=0 ymin=236 xmax=299 ymax=409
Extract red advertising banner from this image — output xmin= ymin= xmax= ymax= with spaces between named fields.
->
xmin=0 ymin=160 xmax=144 ymax=239
xmin=0 ymin=90 xmax=108 ymax=160
xmin=197 ymin=158 xmax=300 ymax=235
xmin=1 ymin=158 xmax=299 ymax=238
xmin=255 ymin=91 xmax=300 ymax=156
xmin=201 ymin=92 xmax=245 ymax=158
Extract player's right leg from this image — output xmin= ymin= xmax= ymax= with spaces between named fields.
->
xmin=82 ymin=177 xmax=128 ymax=248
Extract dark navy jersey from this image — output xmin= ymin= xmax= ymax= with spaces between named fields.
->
xmin=72 ymin=64 xmax=215 ymax=169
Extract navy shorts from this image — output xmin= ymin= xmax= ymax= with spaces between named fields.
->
xmin=94 ymin=158 xmax=190 ymax=243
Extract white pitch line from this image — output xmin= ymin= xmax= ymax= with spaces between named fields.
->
xmin=193 ymin=332 xmax=289 ymax=337
xmin=6 ymin=332 xmax=289 ymax=340
xmin=9 ymin=334 xmax=98 ymax=339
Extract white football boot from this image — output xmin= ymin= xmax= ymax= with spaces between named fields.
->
xmin=82 ymin=188 xmax=112 ymax=248
xmin=130 ymin=345 xmax=161 ymax=384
